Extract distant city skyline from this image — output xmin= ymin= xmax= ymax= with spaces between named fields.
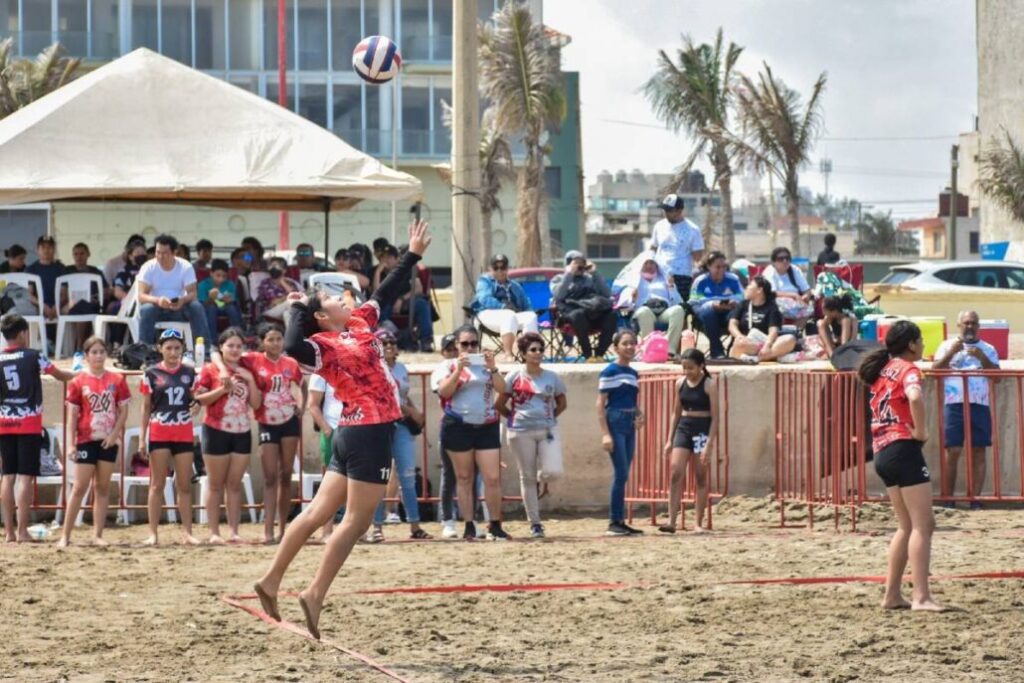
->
xmin=544 ymin=0 xmax=977 ymax=219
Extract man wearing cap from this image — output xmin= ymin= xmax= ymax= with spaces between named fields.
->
xmin=554 ymin=250 xmax=616 ymax=361
xmin=649 ymin=194 xmax=705 ymax=302
xmin=471 ymin=254 xmax=539 ymax=361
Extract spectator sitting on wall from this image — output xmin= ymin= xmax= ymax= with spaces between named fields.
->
xmin=26 ymin=235 xmax=67 ymax=322
xmin=333 ymin=248 xmax=370 ymax=291
xmin=198 ymin=259 xmax=243 ymax=335
xmin=816 ymin=294 xmax=858 ymax=357
xmin=110 ymin=242 xmax=147 ymax=315
xmin=727 ymin=276 xmax=799 ymax=363
xmin=816 ymin=233 xmax=841 ymax=266
xmin=194 ymin=239 xmax=214 ymax=273
xmin=0 ymin=244 xmax=27 ymax=273
xmin=689 ymin=251 xmax=744 ymax=360
xmin=761 ymin=246 xmax=815 ymax=324
xmin=103 ymin=234 xmax=145 ymax=286
xmin=472 ymin=253 xmax=539 ymax=361
xmin=555 ymin=250 xmax=616 ymax=362
xmin=256 ymin=256 xmax=302 ymax=321
xmin=136 ymin=233 xmax=210 ymax=345
xmin=619 ymin=258 xmax=685 ymax=358
xmin=932 ymin=310 xmax=1000 ymax=510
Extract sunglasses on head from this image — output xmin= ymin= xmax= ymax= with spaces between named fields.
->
xmin=458 ymin=340 xmax=480 ymax=349
xmin=159 ymin=328 xmax=184 ymax=341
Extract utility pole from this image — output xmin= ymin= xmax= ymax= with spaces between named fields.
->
xmin=451 ymin=0 xmax=482 ymax=322
xmin=277 ymin=0 xmax=290 ymax=251
xmin=949 ymin=144 xmax=959 ymax=260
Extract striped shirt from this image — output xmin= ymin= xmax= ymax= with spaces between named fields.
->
xmin=599 ymin=363 xmax=639 ymax=410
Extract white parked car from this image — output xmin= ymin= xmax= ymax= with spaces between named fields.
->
xmin=875 ymin=260 xmax=1024 ymax=292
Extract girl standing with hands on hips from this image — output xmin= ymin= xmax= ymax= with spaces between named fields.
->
xmin=660 ymin=348 xmax=717 ymax=534
xmin=857 ymin=320 xmax=944 ymax=612
xmin=597 ymin=330 xmax=645 ymax=536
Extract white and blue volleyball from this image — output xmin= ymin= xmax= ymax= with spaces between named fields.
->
xmin=352 ymin=36 xmax=402 ymax=84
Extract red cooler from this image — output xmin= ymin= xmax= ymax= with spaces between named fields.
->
xmin=979 ymin=319 xmax=1009 ymax=360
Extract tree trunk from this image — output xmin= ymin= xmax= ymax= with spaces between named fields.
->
xmin=786 ymin=177 xmax=800 ymax=253
xmin=702 ymin=201 xmax=714 ymax=251
xmin=481 ymin=207 xmax=494 ymax=263
xmin=516 ymin=145 xmax=543 ymax=267
xmin=719 ymin=172 xmax=735 ymax=260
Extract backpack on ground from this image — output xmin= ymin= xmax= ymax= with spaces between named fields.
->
xmin=115 ymin=342 xmax=161 ymax=371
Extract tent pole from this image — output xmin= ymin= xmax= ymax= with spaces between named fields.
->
xmin=323 ymin=200 xmax=330 ymax=270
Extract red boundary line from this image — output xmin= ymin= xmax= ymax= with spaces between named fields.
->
xmin=222 ymin=595 xmax=416 ymax=683
xmin=719 ymin=570 xmax=1024 ymax=586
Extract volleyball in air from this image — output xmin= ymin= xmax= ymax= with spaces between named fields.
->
xmin=352 ymin=36 xmax=402 ymax=84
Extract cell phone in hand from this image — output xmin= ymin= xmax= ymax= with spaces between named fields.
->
xmin=468 ymin=353 xmax=485 ymax=366
xmin=170 ymin=297 xmax=180 ymax=304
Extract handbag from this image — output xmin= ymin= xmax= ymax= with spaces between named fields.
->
xmin=401 ymin=416 xmax=423 ymax=436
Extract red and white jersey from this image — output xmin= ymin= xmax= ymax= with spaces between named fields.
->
xmin=0 ymin=346 xmax=56 ymax=435
xmin=870 ymin=358 xmax=922 ymax=452
xmin=141 ymin=363 xmax=195 ymax=443
xmin=307 ymin=301 xmax=401 ymax=426
xmin=195 ymin=363 xmax=253 ymax=434
xmin=65 ymin=371 xmax=131 ymax=445
xmin=241 ymin=352 xmax=301 ymax=425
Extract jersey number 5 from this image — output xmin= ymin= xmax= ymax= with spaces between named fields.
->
xmin=3 ymin=365 xmax=20 ymax=391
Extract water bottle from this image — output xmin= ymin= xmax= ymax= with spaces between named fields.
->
xmin=194 ymin=337 xmax=206 ymax=368
xmin=71 ymin=352 xmax=85 ymax=372
xmin=27 ymin=523 xmax=49 ymax=540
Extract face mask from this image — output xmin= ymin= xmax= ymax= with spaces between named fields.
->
xmin=268 ymin=267 xmax=283 ymax=279
xmin=133 ymin=255 xmax=147 ymax=266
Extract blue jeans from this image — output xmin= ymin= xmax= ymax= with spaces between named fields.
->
xmin=606 ymin=407 xmax=637 ymax=522
xmin=204 ymin=302 xmax=243 ymax=337
xmin=138 ymin=300 xmax=211 ymax=345
xmin=374 ymin=423 xmax=421 ymax=524
xmin=382 ymin=298 xmax=434 ymax=342
xmin=694 ymin=302 xmax=732 ymax=358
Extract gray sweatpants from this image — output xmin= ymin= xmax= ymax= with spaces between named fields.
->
xmin=507 ymin=427 xmax=565 ymax=524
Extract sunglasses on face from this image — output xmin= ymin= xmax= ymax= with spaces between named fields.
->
xmin=381 ymin=340 xmax=397 ymax=347
xmin=774 ymin=255 xmax=791 ymax=262
xmin=526 ymin=346 xmax=544 ymax=354
xmin=492 ymin=265 xmax=508 ymax=271
xmin=459 ymin=341 xmax=480 ymax=349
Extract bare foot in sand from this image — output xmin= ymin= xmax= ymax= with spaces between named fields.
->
xmin=17 ymin=534 xmax=32 ymax=543
xmin=56 ymin=537 xmax=70 ymax=549
xmin=881 ymin=597 xmax=911 ymax=609
xmin=180 ymin=533 xmax=201 ymax=546
xmin=911 ymin=599 xmax=946 ymax=612
xmin=253 ymin=580 xmax=281 ymax=622
xmin=142 ymin=535 xmax=158 ymax=546
xmin=298 ymin=590 xmax=323 ymax=640
xmin=208 ymin=535 xmax=227 ymax=545
xmin=229 ymin=534 xmax=245 ymax=544
xmin=93 ymin=537 xmax=109 ymax=547
xmin=693 ymin=526 xmax=710 ymax=535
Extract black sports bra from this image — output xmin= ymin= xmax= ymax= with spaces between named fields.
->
xmin=679 ymin=376 xmax=711 ymax=412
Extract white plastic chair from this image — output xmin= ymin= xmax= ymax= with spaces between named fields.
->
xmin=1 ymin=273 xmax=48 ymax=351
xmin=36 ymin=428 xmax=70 ymax=525
xmin=197 ymin=428 xmax=258 ymax=524
xmin=118 ymin=426 xmax=191 ymax=525
xmin=292 ymin=454 xmax=324 ymax=511
xmin=308 ymin=272 xmax=363 ymax=296
xmin=93 ymin=281 xmax=140 ymax=345
xmin=54 ymin=273 xmax=105 ymax=359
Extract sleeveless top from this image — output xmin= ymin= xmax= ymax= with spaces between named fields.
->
xmin=679 ymin=375 xmax=711 ymax=412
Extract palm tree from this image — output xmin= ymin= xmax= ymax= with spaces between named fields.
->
xmin=978 ymin=130 xmax=1024 ymax=223
xmin=479 ymin=2 xmax=566 ymax=267
xmin=855 ymin=211 xmax=918 ymax=256
xmin=718 ymin=64 xmax=826 ymax=251
xmin=643 ymin=29 xmax=743 ymax=259
xmin=0 ymin=40 xmax=82 ymax=119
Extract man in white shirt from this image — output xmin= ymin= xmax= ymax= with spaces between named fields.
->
xmin=649 ymin=193 xmax=705 ymax=301
xmin=932 ymin=310 xmax=1000 ymax=509
xmin=136 ymin=234 xmax=210 ymax=344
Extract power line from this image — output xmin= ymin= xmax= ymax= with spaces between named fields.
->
xmin=596 ymin=117 xmax=960 ymax=142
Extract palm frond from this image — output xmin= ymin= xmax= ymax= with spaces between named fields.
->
xmin=979 ymin=129 xmax=1024 ymax=223
xmin=0 ymin=41 xmax=82 ymax=119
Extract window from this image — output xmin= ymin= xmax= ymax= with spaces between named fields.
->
xmin=297 ymin=0 xmax=327 ymax=70
xmin=161 ymin=0 xmax=193 ymax=65
xmin=364 ymin=82 xmax=384 ymax=155
xmin=401 ymin=79 xmax=431 ymax=155
xmin=229 ymin=0 xmax=261 ymax=69
xmin=937 ymin=267 xmax=1002 ymax=288
xmin=432 ymin=0 xmax=453 ymax=60
xmin=400 ymin=0 xmax=429 ymax=61
xmin=331 ymin=0 xmax=361 ymax=71
xmin=969 ymin=231 xmax=980 ymax=254
xmin=0 ymin=209 xmax=48 ymax=256
xmin=132 ymin=0 xmax=159 ymax=51
xmin=478 ymin=0 xmax=499 ymax=25
xmin=91 ymin=0 xmax=120 ymax=58
xmin=264 ymin=0 xmax=295 ymax=70
xmin=733 ymin=222 xmax=748 ymax=232
xmin=1 ymin=2 xmax=17 ymax=39
xmin=194 ymin=0 xmax=227 ymax=70
xmin=544 ymin=167 xmax=562 ymax=200
xmin=228 ymin=75 xmax=259 ymax=93
xmin=266 ymin=78 xmax=295 ymax=112
xmin=57 ymin=0 xmax=88 ymax=56
xmin=1004 ymin=268 xmax=1024 ymax=290
xmin=587 ymin=243 xmax=620 ymax=259
xmin=433 ymin=82 xmax=451 ymax=155
xmin=332 ymin=82 xmax=362 ymax=146
xmin=880 ymin=269 xmax=920 ymax=286
xmin=298 ymin=80 xmax=328 ymax=128
xmin=23 ymin=0 xmax=53 ymax=54
xmin=550 ymin=230 xmax=563 ymax=250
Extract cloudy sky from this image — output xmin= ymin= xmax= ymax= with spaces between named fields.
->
xmin=543 ymin=0 xmax=977 ymax=218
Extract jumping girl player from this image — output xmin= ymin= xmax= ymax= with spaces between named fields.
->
xmin=214 ymin=323 xmax=303 ymax=544
xmin=140 ymin=328 xmax=200 ymax=546
xmin=0 ymin=314 xmax=76 ymax=543
xmin=58 ymin=337 xmax=131 ymax=547
xmin=597 ymin=329 xmax=645 ymax=536
xmin=195 ymin=327 xmax=261 ymax=544
xmin=253 ymin=220 xmax=431 ymax=639
xmin=857 ymin=320 xmax=944 ymax=612
xmin=660 ymin=348 xmax=718 ymax=534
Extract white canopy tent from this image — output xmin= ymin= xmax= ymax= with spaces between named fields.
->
xmin=0 ymin=48 xmax=421 ymax=218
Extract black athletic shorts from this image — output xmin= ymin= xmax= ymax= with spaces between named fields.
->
xmin=0 ymin=433 xmax=42 ymax=476
xmin=672 ymin=416 xmax=712 ymax=453
xmin=874 ymin=439 xmax=931 ymax=489
xmin=202 ymin=425 xmax=252 ymax=456
xmin=327 ymin=422 xmax=395 ymax=484
xmin=73 ymin=440 xmax=118 ymax=465
xmin=148 ymin=440 xmax=195 ymax=456
xmin=258 ymin=415 xmax=301 ymax=446
xmin=440 ymin=416 xmax=501 ymax=452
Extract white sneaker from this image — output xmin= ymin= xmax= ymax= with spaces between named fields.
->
xmin=740 ymin=354 xmax=759 ymax=364
xmin=441 ymin=520 xmax=458 ymax=539
xmin=384 ymin=512 xmax=402 ymax=524
xmin=777 ymin=352 xmax=801 ymax=364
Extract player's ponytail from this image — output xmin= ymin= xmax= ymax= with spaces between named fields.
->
xmin=857 ymin=320 xmax=921 ymax=385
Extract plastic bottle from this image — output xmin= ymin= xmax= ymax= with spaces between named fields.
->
xmin=27 ymin=523 xmax=49 ymax=540
xmin=194 ymin=337 xmax=206 ymax=368
xmin=71 ymin=352 xmax=85 ymax=372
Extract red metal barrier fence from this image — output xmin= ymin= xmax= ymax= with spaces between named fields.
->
xmin=775 ymin=369 xmax=1024 ymax=530
xmin=627 ymin=372 xmax=730 ymax=529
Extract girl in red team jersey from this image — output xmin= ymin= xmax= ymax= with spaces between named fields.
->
xmin=857 ymin=320 xmax=944 ymax=612
xmin=254 ymin=220 xmax=431 ymax=639
xmin=140 ymin=329 xmax=200 ymax=546
xmin=195 ymin=328 xmax=261 ymax=544
xmin=58 ymin=337 xmax=131 ymax=547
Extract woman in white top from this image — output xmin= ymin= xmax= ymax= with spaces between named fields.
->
xmin=760 ymin=247 xmax=815 ymax=323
